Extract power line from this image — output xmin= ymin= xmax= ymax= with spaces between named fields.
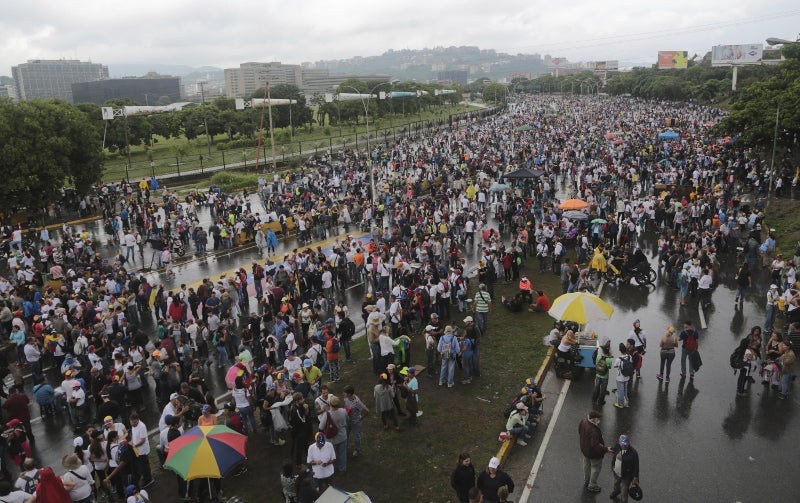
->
xmin=505 ymin=9 xmax=800 ymax=53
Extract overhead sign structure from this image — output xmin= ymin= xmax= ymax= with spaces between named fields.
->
xmin=711 ymin=44 xmax=763 ymax=66
xmin=658 ymin=51 xmax=689 ymax=69
xmin=235 ymin=98 xmax=297 ymax=110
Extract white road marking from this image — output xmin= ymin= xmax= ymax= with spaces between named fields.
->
xmin=699 ymin=302 xmax=707 ymax=329
xmin=519 ymin=378 xmax=572 ymax=503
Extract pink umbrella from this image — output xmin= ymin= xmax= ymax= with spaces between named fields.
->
xmin=613 ymin=139 xmax=625 ymax=145
xmin=225 ymin=363 xmax=251 ymax=389
xmin=604 ymin=133 xmax=617 ymax=139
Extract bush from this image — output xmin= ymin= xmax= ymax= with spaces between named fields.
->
xmin=217 ymin=138 xmax=258 ymax=151
xmin=210 ymin=172 xmax=260 ymax=192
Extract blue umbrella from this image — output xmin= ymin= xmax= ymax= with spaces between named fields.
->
xmin=658 ymin=131 xmax=680 ymax=140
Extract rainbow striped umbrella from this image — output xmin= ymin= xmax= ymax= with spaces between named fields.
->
xmin=164 ymin=425 xmax=247 ymax=480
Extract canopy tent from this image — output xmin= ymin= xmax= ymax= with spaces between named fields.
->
xmin=504 ymin=167 xmax=544 ymax=179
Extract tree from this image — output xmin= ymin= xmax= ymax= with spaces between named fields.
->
xmin=716 ymin=45 xmax=800 ymax=149
xmin=0 ymin=99 xmax=103 ymax=212
xmin=482 ymin=83 xmax=508 ymax=103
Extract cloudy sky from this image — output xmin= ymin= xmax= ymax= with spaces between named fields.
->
xmin=1 ymin=0 xmax=798 ymax=76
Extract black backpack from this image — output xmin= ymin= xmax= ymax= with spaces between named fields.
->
xmin=21 ymin=470 xmax=40 ymax=494
xmin=620 ymin=356 xmax=635 ymax=378
xmin=730 ymin=346 xmax=746 ymax=370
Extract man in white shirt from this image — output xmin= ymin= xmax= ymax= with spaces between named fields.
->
xmin=130 ymin=413 xmax=153 ymax=487
xmin=307 ymin=433 xmax=336 ymax=484
xmin=69 ymin=381 xmax=87 ymax=428
xmin=613 ymin=345 xmax=632 ymax=409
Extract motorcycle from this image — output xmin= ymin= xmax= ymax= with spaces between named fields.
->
xmin=169 ymin=237 xmax=186 ymax=257
xmin=603 ymin=260 xmax=656 ymax=286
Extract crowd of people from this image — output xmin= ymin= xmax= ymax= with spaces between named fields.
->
xmin=0 ymin=91 xmax=795 ymax=502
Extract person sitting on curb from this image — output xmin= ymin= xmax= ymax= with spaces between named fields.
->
xmin=505 ymin=402 xmax=533 ymax=446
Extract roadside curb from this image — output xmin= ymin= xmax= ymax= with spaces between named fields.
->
xmin=496 ymin=346 xmax=555 ymax=468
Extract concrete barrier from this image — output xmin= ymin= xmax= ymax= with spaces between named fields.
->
xmin=496 ymin=346 xmax=555 ymax=469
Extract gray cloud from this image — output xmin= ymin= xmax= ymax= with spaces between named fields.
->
xmin=1 ymin=0 xmax=798 ymax=76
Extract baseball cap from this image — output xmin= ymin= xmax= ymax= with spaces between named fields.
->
xmin=125 ymin=485 xmax=137 ymax=497
xmin=170 ymin=392 xmax=179 ymax=400
xmin=326 ymin=317 xmax=335 ymax=323
xmin=488 ymin=457 xmax=500 ymax=469
xmin=463 ymin=316 xmax=473 ymax=323
xmin=201 ymin=405 xmax=211 ymax=415
xmin=618 ymin=434 xmax=630 ymax=446
xmin=71 ymin=381 xmax=81 ymax=388
xmin=303 ymin=359 xmax=312 ymax=368
xmin=515 ymin=402 xmax=528 ymax=411
xmin=292 ymin=372 xmax=302 ymax=380
xmin=103 ymin=416 xmax=113 ymax=424
xmin=73 ymin=437 xmax=84 ymax=447
xmin=425 ymin=325 xmax=435 ymax=331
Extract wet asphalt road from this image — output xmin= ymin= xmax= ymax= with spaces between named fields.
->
xmin=504 ymin=236 xmax=800 ymax=502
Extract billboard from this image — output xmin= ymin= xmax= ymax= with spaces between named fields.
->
xmin=594 ymin=60 xmax=618 ymax=71
xmin=658 ymin=51 xmax=689 ymax=69
xmin=711 ymin=44 xmax=763 ymax=66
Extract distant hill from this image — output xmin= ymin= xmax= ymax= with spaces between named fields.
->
xmin=311 ymin=46 xmax=549 ymax=82
xmin=0 ymin=75 xmax=13 ymax=85
xmin=107 ymin=64 xmax=222 ymax=78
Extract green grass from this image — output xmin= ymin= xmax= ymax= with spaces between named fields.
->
xmin=764 ymin=198 xmax=800 ymax=257
xmin=102 ymin=104 xmax=482 ymax=182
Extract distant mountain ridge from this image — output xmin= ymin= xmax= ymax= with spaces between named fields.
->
xmin=310 ymin=45 xmax=549 ymax=81
xmin=106 ymin=64 xmax=222 ymax=78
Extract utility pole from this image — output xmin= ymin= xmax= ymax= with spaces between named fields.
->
xmin=769 ymin=106 xmax=780 ymax=194
xmin=199 ymin=81 xmax=212 ymax=158
xmin=267 ymin=83 xmax=277 ymax=172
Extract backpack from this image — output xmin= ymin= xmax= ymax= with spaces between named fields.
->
xmin=440 ymin=335 xmax=455 ymax=360
xmin=330 ymin=337 xmax=340 ymax=354
xmin=21 ymin=470 xmax=40 ymax=494
xmin=324 ymin=411 xmax=339 ymax=438
xmin=620 ymin=356 xmax=634 ymax=378
xmin=729 ymin=346 xmax=746 ymax=370
xmin=595 ymin=353 xmax=609 ymax=375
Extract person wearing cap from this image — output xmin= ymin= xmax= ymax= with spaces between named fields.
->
xmin=68 ymin=380 xmax=88 ymax=431
xmin=505 ymin=402 xmax=533 ymax=446
xmin=125 ymin=484 xmax=150 ymax=503
xmin=158 ymin=392 xmax=186 ymax=432
xmin=657 ymin=326 xmax=678 ymax=382
xmin=579 ymin=410 xmax=612 ymax=493
xmin=629 ymin=320 xmax=647 ymax=379
xmin=301 ymin=358 xmax=322 ymax=393
xmin=678 ymin=320 xmax=699 ymax=378
xmin=476 ymin=456 xmax=514 ymax=503
xmin=61 ymin=451 xmax=94 ymax=502
xmin=438 ymin=326 xmax=460 ymax=388
xmin=373 ymin=374 xmax=399 ymax=431
xmin=319 ymin=395 xmax=348 ymax=473
xmin=610 ymin=434 xmax=640 ymax=501
xmin=518 ymin=276 xmax=533 ymax=303
xmin=307 ymin=432 xmax=336 ymax=490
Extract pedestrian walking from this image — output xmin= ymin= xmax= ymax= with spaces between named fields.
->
xmin=629 ymin=320 xmax=646 ymax=378
xmin=678 ymin=320 xmax=699 ymax=378
xmin=438 ymin=327 xmax=460 ymax=388
xmin=613 ymin=344 xmax=632 ymax=409
xmin=343 ymin=386 xmax=369 ymax=458
xmin=579 ymin=410 xmax=612 ymax=493
xmin=656 ymin=326 xmax=678 ymax=382
xmin=609 ymin=434 xmax=640 ymax=502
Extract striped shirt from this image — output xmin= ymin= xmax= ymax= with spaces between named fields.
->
xmin=473 ymin=291 xmax=491 ymax=313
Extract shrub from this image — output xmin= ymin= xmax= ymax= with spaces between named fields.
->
xmin=210 ymin=172 xmax=260 ymax=192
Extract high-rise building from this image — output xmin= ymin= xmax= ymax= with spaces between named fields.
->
xmin=11 ymin=59 xmax=109 ymax=103
xmin=223 ymin=62 xmax=303 ymax=98
xmin=71 ymin=74 xmax=181 ymax=105
xmin=436 ymin=70 xmax=468 ymax=86
xmin=0 ymin=84 xmax=16 ymax=102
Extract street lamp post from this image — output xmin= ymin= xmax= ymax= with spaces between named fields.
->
xmin=339 ymin=82 xmax=391 ymax=209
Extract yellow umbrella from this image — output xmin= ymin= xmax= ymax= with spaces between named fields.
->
xmin=548 ymin=292 xmax=614 ymax=324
